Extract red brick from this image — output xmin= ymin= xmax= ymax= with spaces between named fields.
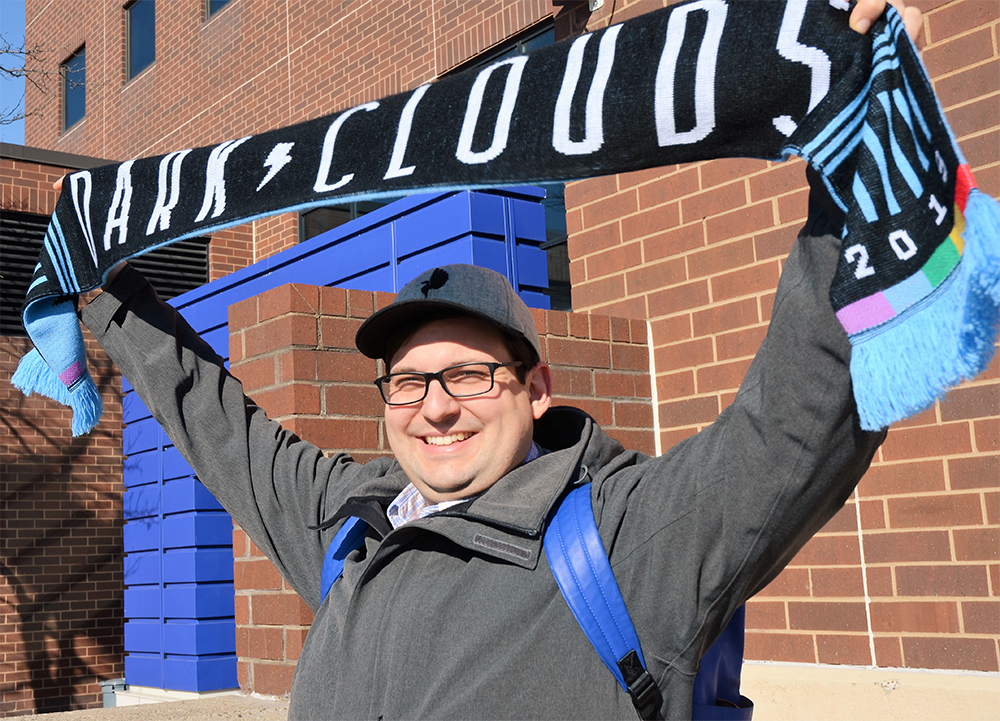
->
xmin=246 ymin=315 xmax=318 ymax=357
xmin=681 ymin=180 xmax=745 ymax=222
xmin=974 ymin=418 xmax=999 ymax=452
xmin=546 ymin=311 xmax=569 ymax=338
xmin=701 ymin=158 xmax=768 ymax=189
xmin=648 ymin=280 xmax=711 ymax=317
xmin=896 ymin=564 xmax=991 ymax=596
xmin=613 ymin=400 xmax=653 ymax=429
xmin=745 ymin=601 xmax=787 ymax=630
xmin=567 ymin=397 xmax=612 ymax=426
xmin=570 ymin=223 xmax=621 ymax=257
xmin=551 ymin=367 xmax=594 ymax=397
xmin=696 ymin=359 xmax=752 ymax=394
xmin=571 ymin=274 xmax=625 ymax=310
xmin=251 ymin=593 xmax=315 ymax=626
xmin=253 ymin=662 xmax=298 ymax=696
xmin=582 ymin=189 xmax=637 ymax=228
xmin=252 ymin=384 xmax=322 ymax=418
xmin=656 ymin=370 xmax=695 ymax=401
xmin=744 ymin=632 xmax=815 ymax=664
xmin=816 ymin=634 xmax=873 ymax=666
xmin=606 ymin=428 xmax=655 ymax=456
xmin=962 ymin=601 xmax=1000 ymax=634
xmin=234 ymin=559 xmax=283 ymax=591
xmin=643 ymin=222 xmax=705 ymax=262
xmin=247 ymin=626 xmax=284 ymax=661
xmin=228 ymin=297 xmax=258 ymax=332
xmin=547 ymin=337 xmax=611 ymax=369
xmin=687 ymin=238 xmax=753 ymax=279
xmin=565 ymin=175 xmax=619 ymax=207
xmin=285 ymin=627 xmax=310 ymax=661
xmin=755 ymin=567 xmax=810 ymax=598
xmin=887 ymin=492 xmax=985 ymax=528
xmin=325 ymin=384 xmax=384 ymax=417
xmin=880 ymin=422 xmax=973 ymax=461
xmin=902 ymin=636 xmax=998 ymax=672
xmin=954 ymin=528 xmax=1000 ymax=561
xmin=810 ymin=567 xmax=865 ymax=598
xmin=865 ymin=530 xmax=953 ymax=563
xmin=865 ymin=566 xmax=894 ymax=598
xmin=320 ymin=317 xmax=365 ymax=350
xmin=935 ymin=60 xmax=1000 ymax=109
xmin=927 ymin=0 xmax=999 ymax=43
xmin=637 ymin=167 xmax=699 ymax=208
xmin=621 ymin=203 xmax=680 ymax=241
xmin=709 ymin=261 xmax=780 ymax=303
xmin=706 ymin=202 xmax=774 ymax=244
xmin=654 ymin=338 xmax=714 ymax=373
xmin=319 ymin=286 xmax=348 ymax=316
xmin=948 ymin=455 xmax=1000 ymax=489
xmin=692 ymin=298 xmax=759 ymax=337
xmin=870 ymin=601 xmax=961 ymax=633
xmin=874 ymin=637 xmax=903 ymax=667
xmin=749 ymin=161 xmax=808 ymax=202
xmin=657 ymin=396 xmax=719 ymax=428
xmin=861 ymin=460 xmax=947 ymax=496
xmin=789 ymin=534 xmax=861 ymax=566
xmin=285 ymin=417 xmax=379 ymax=451
xmin=753 ymin=225 xmax=799 ymax=261
xmin=259 ymin=284 xmax=319 ymax=322
xmin=625 ymin=258 xmax=686 ymax=295
xmin=586 ymin=241 xmax=643 ymax=278
xmin=923 ymin=27 xmax=995 ymax=78
xmin=650 ymin=314 xmax=692 ymax=345
xmin=788 ymin=601 xmax=867 ymax=632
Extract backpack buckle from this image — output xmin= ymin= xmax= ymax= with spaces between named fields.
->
xmin=617 ymin=650 xmax=662 ymax=720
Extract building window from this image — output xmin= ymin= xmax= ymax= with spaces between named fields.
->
xmin=61 ymin=47 xmax=86 ymax=130
xmin=207 ymin=0 xmax=232 ymax=17
xmin=127 ymin=0 xmax=155 ymax=80
xmin=444 ymin=22 xmax=571 ymax=310
xmin=300 ymin=200 xmax=391 ymax=243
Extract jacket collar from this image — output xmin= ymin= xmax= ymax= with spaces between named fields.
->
xmin=331 ymin=407 xmax=624 ymax=569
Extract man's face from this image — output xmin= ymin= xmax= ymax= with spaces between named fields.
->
xmin=384 ymin=317 xmax=551 ymax=503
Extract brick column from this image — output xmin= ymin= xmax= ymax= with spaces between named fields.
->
xmin=226 ymin=283 xmax=654 ymax=695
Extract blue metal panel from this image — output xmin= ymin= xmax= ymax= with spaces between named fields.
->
xmin=124 ymin=551 xmax=160 ymax=585
xmin=163 ymin=549 xmax=234 ymax=583
xmin=163 ymin=513 xmax=234 ymax=549
xmin=123 ymin=485 xmax=159 ymax=520
xmin=124 ymin=417 xmax=160 ymax=456
xmin=121 ymin=188 xmax=550 ymax=692
xmin=519 ymin=290 xmax=551 ymax=310
xmin=124 ymin=620 xmax=161 ymax=653
xmin=163 ymin=655 xmax=238 ymax=693
xmin=125 ymin=587 xmax=161 ymax=618
xmin=163 ymin=620 xmax=236 ymax=654
xmin=123 ymin=392 xmax=151 ymax=423
xmin=123 ymin=519 xmax=160 ymax=552
xmin=124 ymin=654 xmax=162 ymax=687
xmin=163 ymin=584 xmax=235 ymax=617
xmin=123 ymin=450 xmax=159 ymax=489
xmin=163 ymin=479 xmax=224 ymax=513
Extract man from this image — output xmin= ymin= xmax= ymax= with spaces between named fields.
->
xmin=76 ymin=2 xmax=923 ymax=718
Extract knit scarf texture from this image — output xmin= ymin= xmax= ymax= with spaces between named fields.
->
xmin=14 ymin=0 xmax=1000 ymax=435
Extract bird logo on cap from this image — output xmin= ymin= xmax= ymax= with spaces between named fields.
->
xmin=421 ymin=268 xmax=449 ymax=297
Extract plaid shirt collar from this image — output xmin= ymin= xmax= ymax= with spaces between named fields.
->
xmin=387 ymin=441 xmax=543 ymax=530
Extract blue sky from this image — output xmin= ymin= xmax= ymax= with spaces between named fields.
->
xmin=1 ymin=0 xmax=27 ymax=144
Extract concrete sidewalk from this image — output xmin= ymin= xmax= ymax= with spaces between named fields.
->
xmin=40 ymin=696 xmax=288 ymax=721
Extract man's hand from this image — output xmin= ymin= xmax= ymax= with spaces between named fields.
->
xmin=851 ymin=0 xmax=922 ymax=42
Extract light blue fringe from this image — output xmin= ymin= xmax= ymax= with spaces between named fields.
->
xmin=11 ymin=346 xmax=104 ymax=437
xmin=851 ymin=189 xmax=1000 ymax=430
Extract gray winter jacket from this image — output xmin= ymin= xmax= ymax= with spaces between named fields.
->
xmin=83 ymin=216 xmax=885 ymax=720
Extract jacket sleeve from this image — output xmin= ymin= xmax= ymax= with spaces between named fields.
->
xmin=81 ymin=267 xmax=381 ymax=610
xmin=595 ymin=179 xmax=887 ymax=672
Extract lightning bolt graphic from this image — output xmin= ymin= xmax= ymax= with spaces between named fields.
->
xmin=257 ymin=142 xmax=295 ymax=191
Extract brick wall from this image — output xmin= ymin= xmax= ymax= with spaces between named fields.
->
xmin=225 ymin=282 xmax=654 ymax=694
xmin=565 ymin=0 xmax=999 ymax=672
xmin=1 ymin=157 xmax=125 ymax=716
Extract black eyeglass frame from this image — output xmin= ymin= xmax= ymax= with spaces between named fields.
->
xmin=374 ymin=361 xmax=524 ymax=406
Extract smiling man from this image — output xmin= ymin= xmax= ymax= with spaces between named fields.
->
xmin=76 ymin=3 xmax=924 ymax=718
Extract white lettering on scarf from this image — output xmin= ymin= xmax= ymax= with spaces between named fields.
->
xmin=655 ymin=0 xmax=728 ymax=147
xmin=456 ymin=56 xmax=528 ymax=165
xmin=775 ymin=0 xmax=831 ymax=125
xmin=146 ymin=149 xmax=193 ymax=235
xmin=195 ymin=137 xmax=252 ymax=222
xmin=552 ymin=24 xmax=622 ymax=156
xmin=314 ymin=103 xmax=380 ymax=192
xmin=104 ymin=160 xmax=136 ymax=251
xmin=384 ymin=85 xmax=430 ymax=180
xmin=68 ymin=171 xmax=98 ymax=267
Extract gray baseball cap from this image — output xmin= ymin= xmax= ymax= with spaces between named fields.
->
xmin=355 ymin=264 xmax=542 ymax=362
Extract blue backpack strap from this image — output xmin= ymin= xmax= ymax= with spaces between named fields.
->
xmin=543 ymin=484 xmax=662 ymax=720
xmin=320 ymin=516 xmax=370 ymax=602
xmin=692 ymin=604 xmax=753 ymax=720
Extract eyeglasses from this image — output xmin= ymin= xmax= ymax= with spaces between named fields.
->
xmin=374 ymin=361 xmax=523 ymax=406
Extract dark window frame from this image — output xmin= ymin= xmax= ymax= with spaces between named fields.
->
xmin=206 ymin=0 xmax=232 ymax=19
xmin=61 ymin=45 xmax=86 ymax=131
xmin=126 ymin=0 xmax=156 ymax=81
